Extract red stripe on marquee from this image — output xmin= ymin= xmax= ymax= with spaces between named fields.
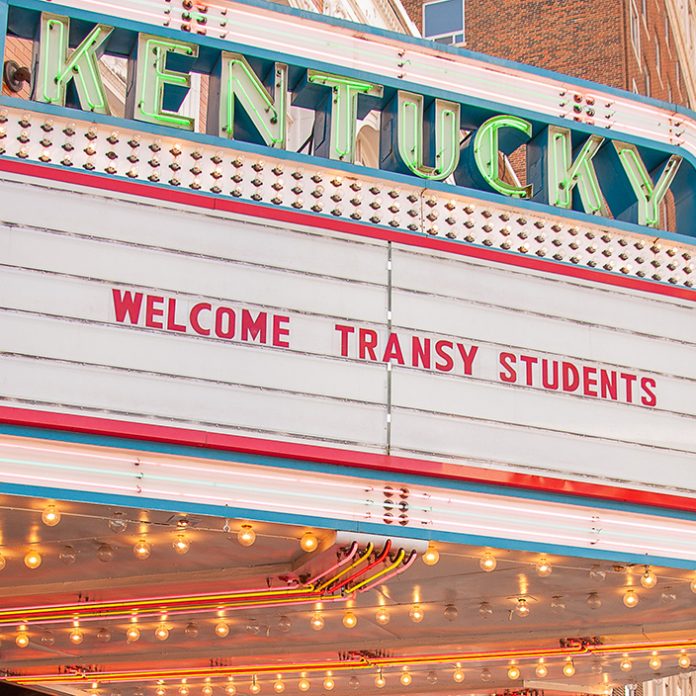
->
xmin=0 ymin=405 xmax=694 ymax=515
xmin=1 ymin=158 xmax=695 ymax=302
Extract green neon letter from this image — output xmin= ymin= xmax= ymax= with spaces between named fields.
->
xmin=613 ymin=141 xmax=682 ymax=228
xmin=307 ymin=69 xmax=383 ymax=162
xmin=547 ymin=126 xmax=608 ymax=216
xmin=473 ymin=115 xmax=533 ymax=198
xmin=134 ymin=34 xmax=199 ymax=131
xmin=217 ymin=52 xmax=287 ymax=148
xmin=36 ymin=13 xmax=113 ymax=114
xmin=397 ymin=91 xmax=460 ymax=180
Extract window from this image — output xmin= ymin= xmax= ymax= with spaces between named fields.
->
xmin=630 ymin=0 xmax=641 ymax=58
xmin=632 ymin=78 xmax=639 ymax=94
xmin=644 ymin=66 xmax=651 ymax=95
xmin=423 ymin=0 xmax=465 ymax=45
xmin=655 ymin=35 xmax=661 ymax=73
xmin=641 ymin=0 xmax=647 ymax=17
xmin=668 ymin=82 xmax=672 ymax=102
xmin=665 ymin=15 xmax=670 ymax=48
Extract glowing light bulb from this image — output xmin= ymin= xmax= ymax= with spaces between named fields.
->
xmin=536 ymin=557 xmax=552 ymax=577
xmin=342 ymin=611 xmax=357 ymax=629
xmin=249 ymin=678 xmax=261 ymax=695
xmin=16 ymin=630 xmax=29 ymax=648
xmin=0 ymin=553 xmax=5 ymax=571
xmin=69 ymin=627 xmax=84 ymax=645
xmin=480 ymin=552 xmax=497 ymax=572
xmin=42 ymin=504 xmax=61 ymax=526
xmin=375 ymin=607 xmax=390 ymax=625
xmin=640 ymin=568 xmax=657 ymax=589
xmin=215 ymin=622 xmax=230 ymax=638
xmin=620 ymin=655 xmax=632 ymax=672
xmin=300 ymin=532 xmax=318 ymax=553
xmin=201 ymin=685 xmax=213 ymax=696
xmin=225 ymin=686 xmax=236 ymax=696
xmin=238 ymin=525 xmax=256 ymax=547
xmin=409 ymin=604 xmax=424 ymax=623
xmin=155 ymin=623 xmax=169 ymax=641
xmin=173 ymin=534 xmax=190 ymax=555
xmin=563 ymin=660 xmax=576 ymax=677
xmin=453 ymin=667 xmax=465 ymax=683
xmin=310 ymin=613 xmax=324 ymax=631
xmin=179 ymin=687 xmax=189 ymax=696
xmin=535 ymin=660 xmax=548 ymax=678
xmin=24 ymin=549 xmax=42 ymax=569
xmin=690 ymin=578 xmax=696 ymax=594
xmin=515 ymin=598 xmax=530 ymax=617
xmin=375 ymin=672 xmax=385 ymax=689
xmin=322 ymin=677 xmax=334 ymax=691
xmin=298 ymin=678 xmax=310 ymax=692
xmin=399 ymin=671 xmax=412 ymax=686
xmin=126 ymin=625 xmax=140 ymax=643
xmin=133 ymin=539 xmax=151 ymax=560
xmin=422 ymin=543 xmax=439 ymax=566
xmin=678 ymin=652 xmax=691 ymax=669
xmin=623 ymin=589 xmax=639 ymax=607
xmin=507 ymin=664 xmax=521 ymax=680
xmin=273 ymin=681 xmax=285 ymax=694
xmin=156 ymin=688 xmax=166 ymax=696
xmin=649 ymin=652 xmax=662 ymax=671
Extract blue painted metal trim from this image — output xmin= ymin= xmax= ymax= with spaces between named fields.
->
xmin=2 ymin=423 xmax=696 ymax=526
xmin=2 ymin=96 xmax=695 ymax=250
xmin=0 ymin=479 xmax=694 ymax=570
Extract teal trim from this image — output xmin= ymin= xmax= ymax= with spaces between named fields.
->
xmin=0 ymin=479 xmax=694 ymax=570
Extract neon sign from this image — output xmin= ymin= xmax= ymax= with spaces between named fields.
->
xmin=4 ymin=2 xmax=696 ymax=235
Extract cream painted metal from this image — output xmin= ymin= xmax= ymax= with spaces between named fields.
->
xmin=0 ymin=434 xmax=695 ymax=561
xmin=0 ymin=172 xmax=693 ymax=500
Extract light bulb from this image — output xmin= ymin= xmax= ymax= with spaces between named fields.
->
xmin=515 ymin=598 xmax=530 ymax=617
xmin=155 ymin=623 xmax=169 ymax=641
xmin=480 ymin=669 xmax=491 ymax=682
xmin=16 ymin=631 xmax=30 ymax=648
xmin=587 ymin=592 xmax=602 ymax=609
xmin=133 ymin=539 xmax=151 ymax=559
xmin=453 ymin=667 xmax=465 ymax=683
xmin=649 ymin=652 xmax=662 ymax=671
xmin=536 ymin=558 xmax=552 ymax=577
xmin=126 ymin=625 xmax=140 ymax=643
xmin=423 ymin=543 xmax=439 ymax=566
xmin=156 ymin=688 xmax=166 ymax=696
xmin=348 ymin=677 xmax=359 ymax=690
xmin=238 ymin=525 xmax=256 ymax=547
xmin=0 ymin=553 xmax=5 ymax=571
xmin=551 ymin=596 xmax=566 ymax=612
xmin=563 ymin=660 xmax=576 ymax=677
xmin=277 ymin=615 xmax=291 ymax=633
xmin=375 ymin=607 xmax=390 ymax=625
xmin=42 ymin=504 xmax=61 ymax=526
xmin=342 ymin=611 xmax=357 ymax=629
xmin=322 ymin=677 xmax=334 ymax=691
xmin=97 ymin=627 xmax=111 ymax=643
xmin=202 ymin=686 xmax=213 ymax=696
xmin=225 ymin=687 xmax=236 ymax=696
xmin=589 ymin=565 xmax=606 ymax=582
xmin=409 ymin=604 xmax=424 ymax=623
xmin=60 ymin=545 xmax=77 ymax=565
xmin=249 ymin=679 xmax=261 ymax=695
xmin=641 ymin=568 xmax=657 ymax=589
xmin=215 ymin=622 xmax=230 ymax=638
xmin=298 ymin=678 xmax=310 ymax=692
xmin=480 ymin=552 xmax=496 ymax=572
xmin=620 ymin=656 xmax=632 ymax=672
xmin=535 ymin=660 xmax=548 ymax=678
xmin=375 ymin=673 xmax=386 ymax=689
xmin=426 ymin=671 xmax=437 ymax=685
xmin=678 ymin=652 xmax=691 ymax=669
xmin=310 ymin=613 xmax=325 ymax=631
xmin=273 ymin=681 xmax=285 ymax=694
xmin=179 ymin=687 xmax=189 ymax=696
xmin=507 ymin=665 xmax=521 ymax=680
xmin=300 ymin=532 xmax=318 ymax=553
xmin=443 ymin=603 xmax=458 ymax=621
xmin=479 ymin=601 xmax=493 ymax=618
xmin=185 ymin=622 xmax=199 ymax=638
xmin=399 ymin=671 xmax=412 ymax=686
xmin=108 ymin=515 xmax=128 ymax=534
xmin=623 ymin=589 xmax=639 ymax=607
xmin=69 ymin=627 xmax=84 ymax=645
xmin=24 ymin=549 xmax=42 ymax=569
xmin=690 ymin=578 xmax=696 ymax=594
xmin=173 ymin=534 xmax=190 ymax=555
xmin=40 ymin=630 xmax=55 ymax=646
xmin=97 ymin=543 xmax=114 ymax=562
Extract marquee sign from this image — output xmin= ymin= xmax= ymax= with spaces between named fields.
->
xmin=4 ymin=0 xmax=696 ymax=236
